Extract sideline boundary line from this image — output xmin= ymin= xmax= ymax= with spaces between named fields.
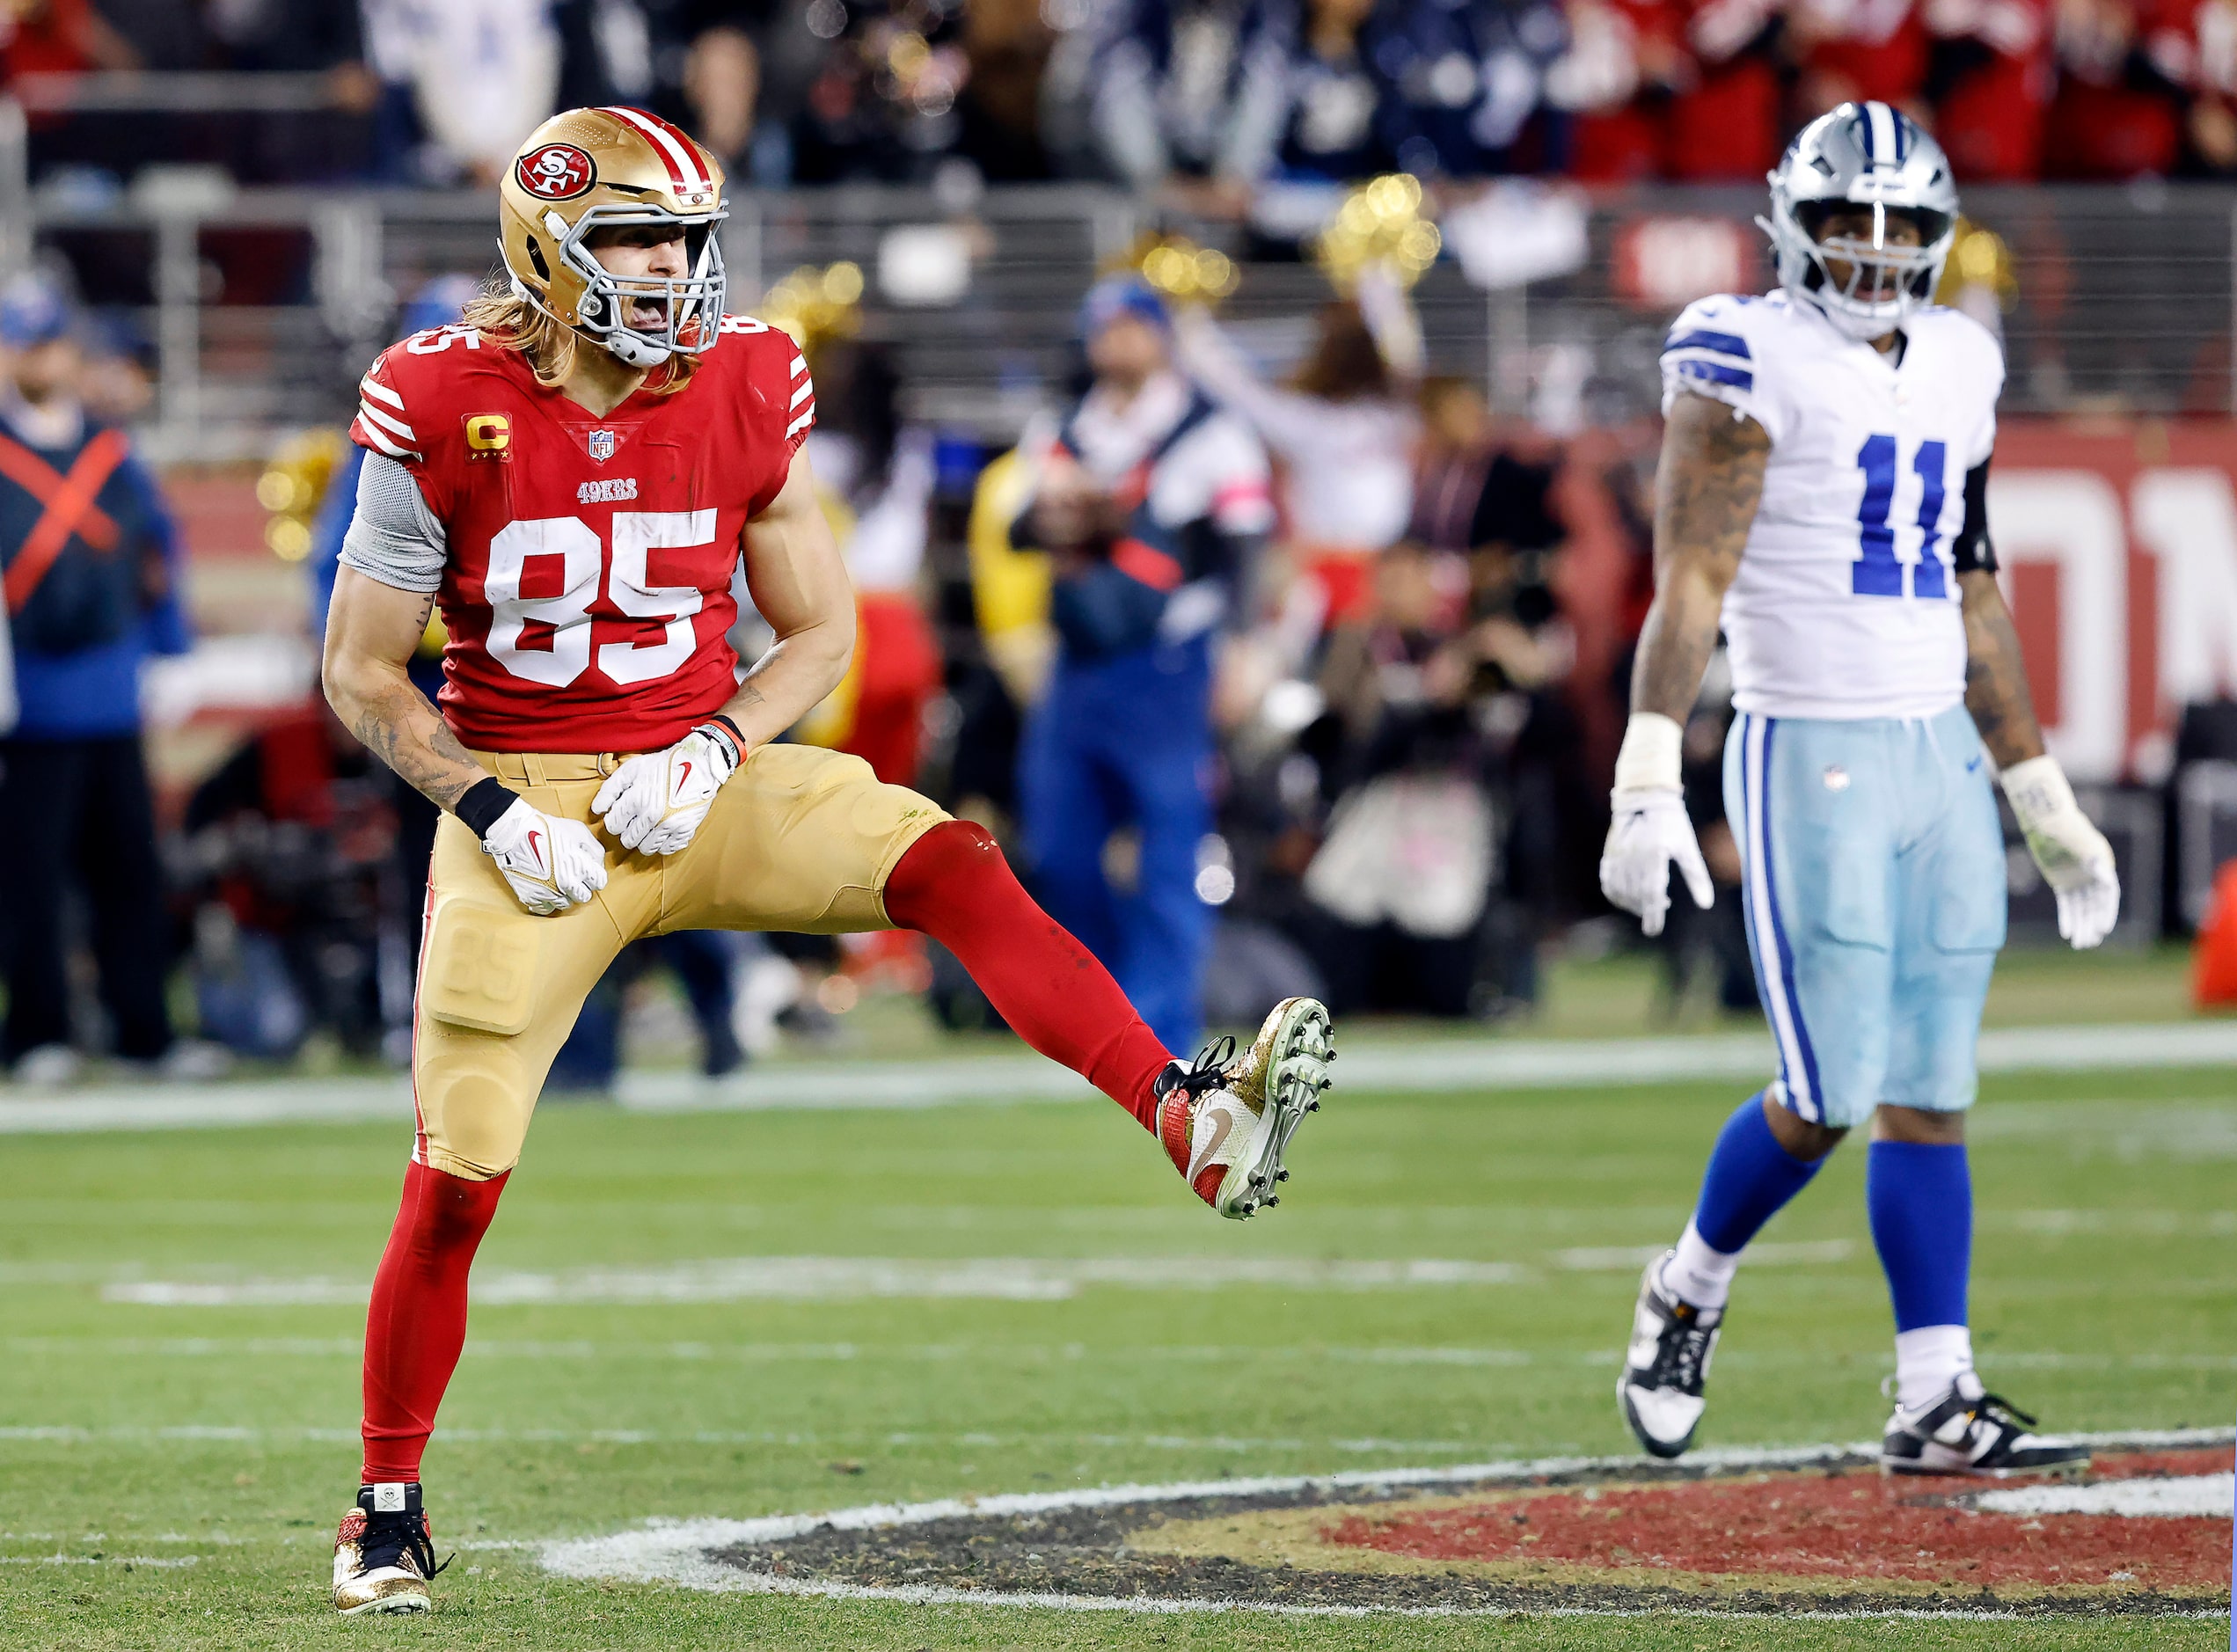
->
xmin=538 ymin=1428 xmax=2237 ymax=1619
xmin=3 ymin=1021 xmax=2234 ymax=1136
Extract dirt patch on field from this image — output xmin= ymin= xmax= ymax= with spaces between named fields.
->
xmin=703 ymin=1446 xmax=2233 ymax=1616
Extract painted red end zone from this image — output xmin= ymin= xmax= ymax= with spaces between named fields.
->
xmin=1324 ymin=1450 xmax=2234 ymax=1591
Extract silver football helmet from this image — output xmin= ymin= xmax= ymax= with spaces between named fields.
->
xmin=1761 ymin=101 xmax=1957 ymax=341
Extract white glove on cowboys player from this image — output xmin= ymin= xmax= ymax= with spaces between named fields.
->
xmin=1999 ymin=754 xmax=2120 ymax=949
xmin=591 ymin=721 xmax=742 ymax=855
xmin=481 ymin=797 xmax=608 ymax=916
xmin=1600 ymin=713 xmax=1714 ymax=938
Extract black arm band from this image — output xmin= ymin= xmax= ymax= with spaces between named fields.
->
xmin=454 ymin=777 xmax=518 ymax=840
xmin=706 ymin=713 xmax=746 ymax=754
xmin=1951 ymin=458 xmax=1996 ymax=574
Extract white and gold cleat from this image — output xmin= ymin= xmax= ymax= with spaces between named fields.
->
xmin=1152 ymin=998 xmax=1334 ymax=1219
xmin=332 ymin=1482 xmax=443 ymax=1615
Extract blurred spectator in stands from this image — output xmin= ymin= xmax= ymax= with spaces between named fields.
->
xmin=1010 ymin=277 xmax=1274 ymax=1055
xmin=2144 ymin=0 xmax=2237 ymax=172
xmin=1302 ymin=541 xmax=1507 ymax=1016
xmin=362 ymin=0 xmax=560 ymax=184
xmin=89 ymin=0 xmax=201 ymax=70
xmin=803 ymin=337 xmax=945 ymax=786
xmin=1790 ymin=0 xmax=1928 ymax=118
xmin=1081 ymin=0 xmax=1293 ymax=209
xmin=1921 ymin=0 xmax=2053 ymax=178
xmin=1252 ymin=0 xmax=1401 ymax=186
xmin=0 ymin=0 xmax=136 ymax=77
xmin=1544 ymin=0 xmax=1685 ymax=180
xmin=177 ymin=704 xmax=391 ymax=1062
xmin=1663 ymin=0 xmax=1786 ymax=179
xmin=0 ymin=274 xmax=221 ymax=1085
xmin=1173 ymin=270 xmax=1420 ymax=638
xmin=1368 ymin=0 xmax=1571 ymax=179
xmin=1409 ymin=374 xmax=1565 ymax=563
xmin=78 ymin=312 xmax=156 ymax=426
xmin=2045 ymin=0 xmax=2186 ymax=174
xmin=208 ymin=0 xmax=368 ymax=77
xmin=955 ymin=0 xmax=1058 ymax=180
xmin=638 ymin=1 xmax=782 ymax=171
xmin=790 ymin=0 xmax=972 ymax=184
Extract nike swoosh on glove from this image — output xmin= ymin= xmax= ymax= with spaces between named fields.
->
xmin=1601 ymin=788 xmax=1714 ymax=939
xmin=591 ymin=723 xmax=742 ymax=855
xmin=2000 ymin=755 xmax=2120 ymax=949
xmin=481 ymin=797 xmax=609 ymax=916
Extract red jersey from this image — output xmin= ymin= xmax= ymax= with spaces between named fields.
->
xmin=349 ymin=316 xmax=814 ymax=753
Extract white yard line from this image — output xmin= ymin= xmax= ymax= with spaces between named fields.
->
xmin=98 ymin=1255 xmax=1534 ymax=1308
xmin=537 ymin=1428 xmax=2237 ymax=1618
xmin=2 ymin=1020 xmax=2232 ymax=1136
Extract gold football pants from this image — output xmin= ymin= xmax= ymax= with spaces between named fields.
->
xmin=411 ymin=743 xmax=949 ymax=1180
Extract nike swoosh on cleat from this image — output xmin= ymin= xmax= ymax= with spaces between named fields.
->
xmin=1190 ymin=1107 xmax=1234 ymax=1180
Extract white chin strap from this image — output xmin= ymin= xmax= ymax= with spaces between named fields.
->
xmin=603 ymin=331 xmax=674 ymax=369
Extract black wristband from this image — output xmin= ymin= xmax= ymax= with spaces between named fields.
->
xmin=707 ymin=713 xmax=746 ymax=751
xmin=454 ymin=777 xmax=519 ymax=840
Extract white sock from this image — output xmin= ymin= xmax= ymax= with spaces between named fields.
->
xmin=1659 ymin=1220 xmax=1741 ymax=1310
xmin=1893 ymin=1325 xmax=1976 ymax=1412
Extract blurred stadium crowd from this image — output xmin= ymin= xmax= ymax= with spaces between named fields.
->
xmin=7 ymin=0 xmax=2237 ymax=190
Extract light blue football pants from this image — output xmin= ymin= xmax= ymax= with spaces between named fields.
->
xmin=1722 ymin=704 xmax=2007 ymax=1129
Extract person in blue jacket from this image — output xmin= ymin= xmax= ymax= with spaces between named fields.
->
xmin=0 ymin=274 xmax=206 ymax=1083
xmin=1012 ymin=279 xmax=1275 ymax=1056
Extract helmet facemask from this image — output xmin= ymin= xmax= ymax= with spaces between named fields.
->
xmin=1787 ymin=201 xmax=1952 ymax=338
xmin=538 ymin=202 xmax=727 ymax=369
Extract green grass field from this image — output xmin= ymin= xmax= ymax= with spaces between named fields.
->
xmin=2 ymin=950 xmax=2231 ymax=1649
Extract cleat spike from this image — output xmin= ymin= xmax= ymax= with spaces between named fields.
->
xmin=1276 ymin=1169 xmax=1290 ymax=1182
xmin=1263 ymin=1195 xmax=1278 ymax=1207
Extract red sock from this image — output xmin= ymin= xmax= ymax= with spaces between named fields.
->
xmin=886 ymin=821 xmax=1174 ymax=1128
xmin=360 ymin=1159 xmax=507 ymax=1485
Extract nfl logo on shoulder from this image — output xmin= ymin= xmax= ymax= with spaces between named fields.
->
xmin=586 ymin=428 xmax=617 ymax=464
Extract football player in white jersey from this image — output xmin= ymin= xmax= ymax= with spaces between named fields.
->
xmin=1601 ymin=101 xmax=2120 ymax=1477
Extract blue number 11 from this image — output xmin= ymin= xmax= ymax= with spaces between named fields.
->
xmin=1852 ymin=435 xmax=1948 ymax=599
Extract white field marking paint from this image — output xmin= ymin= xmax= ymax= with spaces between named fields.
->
xmin=99 ymin=1254 xmax=1531 ymax=1308
xmin=0 ymin=1422 xmax=1491 ymax=1454
xmin=539 ymin=1429 xmax=2237 ymax=1619
xmin=1985 ymin=1210 xmax=2237 ymax=1238
xmin=16 ymin=1335 xmax=2237 ymax=1378
xmin=1976 ymin=1473 xmax=2235 ymax=1518
xmin=9 ymin=1023 xmax=2237 ymax=1135
xmin=1550 ymin=1239 xmax=1854 ymax=1271
xmin=1970 ymin=1100 xmax=2237 ymax=1159
xmin=0 ymin=1554 xmax=200 ymax=1568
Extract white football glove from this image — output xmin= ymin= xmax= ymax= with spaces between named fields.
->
xmin=591 ymin=721 xmax=742 ymax=855
xmin=2000 ymin=754 xmax=2120 ymax=949
xmin=480 ymin=797 xmax=608 ymax=917
xmin=1600 ymin=713 xmax=1714 ymax=938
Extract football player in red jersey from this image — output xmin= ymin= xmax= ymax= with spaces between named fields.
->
xmin=318 ymin=106 xmax=1334 ymax=1616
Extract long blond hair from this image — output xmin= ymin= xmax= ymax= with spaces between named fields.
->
xmin=458 ymin=274 xmax=699 ymax=394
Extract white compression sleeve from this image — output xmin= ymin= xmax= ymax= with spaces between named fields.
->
xmin=338 ymin=450 xmax=448 ymax=594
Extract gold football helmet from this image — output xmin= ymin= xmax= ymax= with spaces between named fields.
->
xmin=498 ymin=106 xmax=727 ymax=369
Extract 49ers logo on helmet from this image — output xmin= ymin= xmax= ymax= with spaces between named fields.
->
xmin=516 ymin=143 xmax=596 ymax=201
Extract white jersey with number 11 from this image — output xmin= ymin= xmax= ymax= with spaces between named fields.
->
xmin=1659 ymin=289 xmax=2003 ymax=722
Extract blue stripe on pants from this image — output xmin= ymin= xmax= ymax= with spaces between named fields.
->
xmin=1736 ymin=713 xmax=1823 ymax=1122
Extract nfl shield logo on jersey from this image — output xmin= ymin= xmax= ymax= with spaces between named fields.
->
xmin=586 ymin=428 xmax=617 ymax=464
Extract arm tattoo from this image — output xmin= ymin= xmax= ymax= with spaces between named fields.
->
xmin=1959 ymin=568 xmax=2047 ymax=768
xmin=345 ymin=677 xmax=485 ymax=810
xmin=1632 ymin=393 xmax=1770 ymax=720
